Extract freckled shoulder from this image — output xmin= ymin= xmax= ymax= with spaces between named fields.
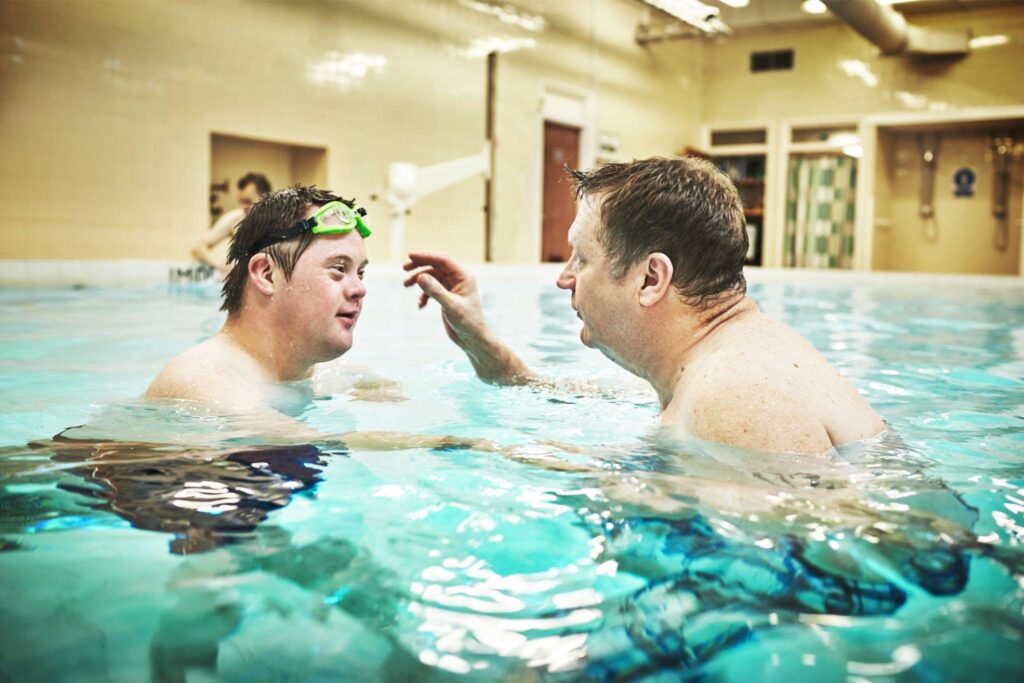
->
xmin=676 ymin=362 xmax=834 ymax=455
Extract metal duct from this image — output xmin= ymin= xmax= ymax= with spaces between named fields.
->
xmin=821 ymin=0 xmax=969 ymax=56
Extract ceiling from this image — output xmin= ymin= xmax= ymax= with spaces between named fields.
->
xmin=708 ymin=0 xmax=1019 ymax=32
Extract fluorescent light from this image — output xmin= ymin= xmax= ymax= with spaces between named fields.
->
xmin=801 ymin=0 xmax=827 ymax=15
xmin=842 ymin=145 xmax=864 ymax=159
xmin=641 ymin=0 xmax=730 ymax=35
xmin=969 ymin=34 xmax=1010 ymax=49
xmin=718 ymin=0 xmax=749 ymax=7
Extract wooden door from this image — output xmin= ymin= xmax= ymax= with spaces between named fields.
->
xmin=541 ymin=121 xmax=581 ymax=262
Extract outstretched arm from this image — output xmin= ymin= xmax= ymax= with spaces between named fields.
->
xmin=403 ymin=252 xmax=537 ymax=385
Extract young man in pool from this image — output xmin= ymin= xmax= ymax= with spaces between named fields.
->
xmin=149 ymin=186 xmax=371 ymax=421
xmin=405 ymin=156 xmax=885 ymax=455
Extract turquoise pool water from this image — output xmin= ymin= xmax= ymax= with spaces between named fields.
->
xmin=1 ymin=269 xmax=1022 ymax=681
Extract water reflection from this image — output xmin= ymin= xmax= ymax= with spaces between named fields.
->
xmin=46 ymin=433 xmax=328 ymax=554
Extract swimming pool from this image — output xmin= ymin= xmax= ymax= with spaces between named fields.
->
xmin=1 ymin=266 xmax=1022 ymax=681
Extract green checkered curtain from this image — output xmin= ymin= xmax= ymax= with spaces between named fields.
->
xmin=784 ymin=155 xmax=857 ymax=269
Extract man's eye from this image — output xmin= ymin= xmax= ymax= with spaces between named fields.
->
xmin=357 ymin=271 xmax=366 ymax=280
xmin=333 ymin=265 xmax=347 ymax=273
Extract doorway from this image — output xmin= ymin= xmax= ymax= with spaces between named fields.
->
xmin=210 ymin=133 xmax=328 ymax=224
xmin=541 ymin=121 xmax=580 ymax=263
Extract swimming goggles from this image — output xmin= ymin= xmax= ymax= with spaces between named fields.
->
xmin=250 ymin=201 xmax=372 ymax=254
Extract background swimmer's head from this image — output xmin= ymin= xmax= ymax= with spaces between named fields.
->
xmin=220 ymin=185 xmax=356 ymax=314
xmin=236 ymin=172 xmax=272 ymax=215
xmin=569 ymin=157 xmax=747 ymax=309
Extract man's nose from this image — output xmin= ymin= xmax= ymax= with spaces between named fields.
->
xmin=556 ymin=263 xmax=574 ymax=290
xmin=350 ymin=278 xmax=367 ymax=300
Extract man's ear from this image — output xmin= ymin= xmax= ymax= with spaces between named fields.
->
xmin=247 ymin=253 xmax=276 ymax=297
xmin=638 ymin=253 xmax=673 ymax=308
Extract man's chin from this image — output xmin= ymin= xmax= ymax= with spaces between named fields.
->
xmin=322 ymin=335 xmax=353 ymax=360
xmin=579 ymin=326 xmax=593 ymax=348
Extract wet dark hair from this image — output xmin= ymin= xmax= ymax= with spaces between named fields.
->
xmin=237 ymin=172 xmax=271 ymax=196
xmin=220 ymin=186 xmax=354 ymax=314
xmin=569 ymin=156 xmax=747 ymax=308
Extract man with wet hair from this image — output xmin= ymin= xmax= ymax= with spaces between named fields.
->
xmin=405 ymin=156 xmax=885 ymax=454
xmin=192 ymin=172 xmax=273 ymax=276
xmin=150 ymin=186 xmax=371 ymax=419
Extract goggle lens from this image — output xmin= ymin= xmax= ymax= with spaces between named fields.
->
xmin=317 ymin=204 xmax=357 ymax=229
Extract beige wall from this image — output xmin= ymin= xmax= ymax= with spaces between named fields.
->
xmin=702 ymin=5 xmax=1024 ymax=124
xmin=0 ymin=0 xmax=698 ymax=263
xmin=702 ymin=4 xmax=1024 ymax=274
xmin=4 ymin=0 xmax=1021 ymax=268
xmin=874 ymin=126 xmax=1023 ymax=274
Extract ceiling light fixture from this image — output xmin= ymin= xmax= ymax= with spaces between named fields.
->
xmin=801 ymin=0 xmax=828 ymax=15
xmin=640 ymin=0 xmax=731 ymax=37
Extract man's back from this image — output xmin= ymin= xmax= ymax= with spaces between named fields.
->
xmin=667 ymin=304 xmax=885 ymax=454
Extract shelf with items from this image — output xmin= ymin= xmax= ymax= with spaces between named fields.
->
xmin=711 ymin=153 xmax=766 ymax=267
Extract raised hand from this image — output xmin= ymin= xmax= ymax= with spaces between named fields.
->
xmin=402 ymin=251 xmax=534 ymax=385
xmin=402 ymin=251 xmax=489 ymax=347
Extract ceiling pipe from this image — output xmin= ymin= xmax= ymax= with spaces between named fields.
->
xmin=821 ymin=0 xmax=969 ymax=57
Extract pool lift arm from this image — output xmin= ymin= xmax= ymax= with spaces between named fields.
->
xmin=385 ymin=143 xmax=493 ymax=262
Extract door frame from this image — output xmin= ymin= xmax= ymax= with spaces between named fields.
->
xmin=534 ymin=81 xmax=596 ymax=262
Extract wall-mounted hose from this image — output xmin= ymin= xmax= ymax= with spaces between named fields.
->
xmin=919 ymin=134 xmax=939 ymax=242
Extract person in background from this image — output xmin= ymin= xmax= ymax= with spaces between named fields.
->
xmin=192 ymin=172 xmax=272 ymax=276
xmin=405 ymin=156 xmax=886 ymax=455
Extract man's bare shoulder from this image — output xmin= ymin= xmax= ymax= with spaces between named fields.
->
xmin=673 ymin=369 xmax=834 ymax=454
xmin=669 ymin=316 xmax=883 ymax=453
xmin=145 ymin=335 xmax=263 ymax=411
xmin=669 ymin=318 xmax=837 ymax=453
